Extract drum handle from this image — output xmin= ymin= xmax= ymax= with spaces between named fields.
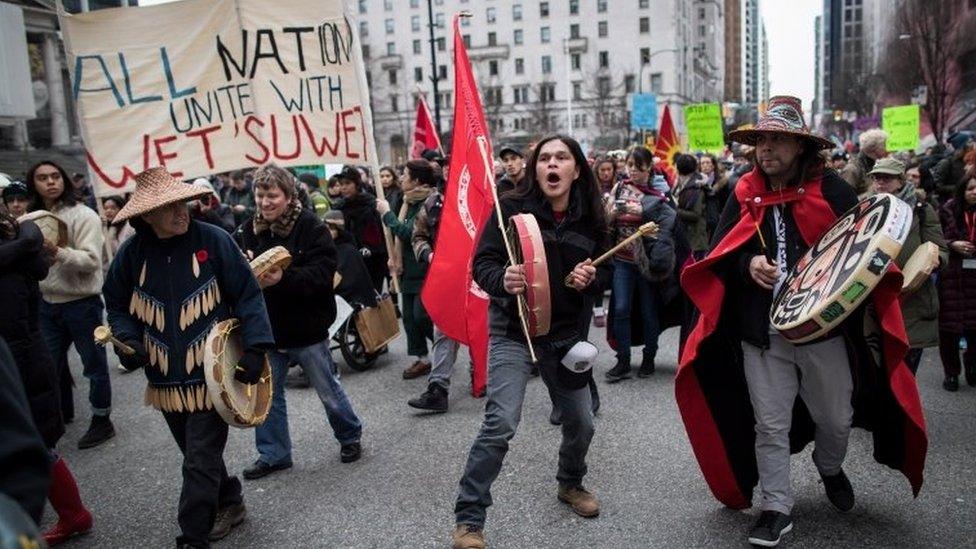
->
xmin=93 ymin=325 xmax=135 ymax=355
xmin=481 ymin=137 xmax=538 ymax=363
xmin=564 ymin=222 xmax=658 ymax=287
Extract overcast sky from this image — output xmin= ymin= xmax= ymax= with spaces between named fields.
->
xmin=760 ymin=0 xmax=822 ymax=113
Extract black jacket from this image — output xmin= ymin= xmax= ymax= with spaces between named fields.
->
xmin=473 ymin=187 xmax=612 ymax=344
xmin=715 ymin=169 xmax=857 ymax=347
xmin=335 ymin=193 xmax=387 ymax=257
xmin=0 ymin=222 xmax=63 ymax=448
xmin=333 ymin=229 xmax=379 ymax=307
xmin=237 ymin=210 xmax=338 ymax=348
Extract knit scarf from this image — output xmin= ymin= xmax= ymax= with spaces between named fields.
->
xmin=391 ymin=186 xmax=435 ymax=273
xmin=894 ymin=181 xmax=918 ymax=207
xmin=253 ymin=198 xmax=303 ymax=237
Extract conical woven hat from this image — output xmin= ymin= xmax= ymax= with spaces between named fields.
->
xmin=114 ymin=167 xmax=213 ymax=224
xmin=727 ymin=95 xmax=834 ymax=150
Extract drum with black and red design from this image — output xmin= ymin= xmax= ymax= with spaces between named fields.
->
xmin=771 ymin=193 xmax=912 ymax=343
xmin=506 ymin=213 xmax=551 ymax=338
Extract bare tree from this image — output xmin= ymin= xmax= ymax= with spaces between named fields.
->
xmin=583 ymin=68 xmax=628 ymax=149
xmin=477 ymin=71 xmax=506 ymax=140
xmin=529 ymin=78 xmax=559 ymax=137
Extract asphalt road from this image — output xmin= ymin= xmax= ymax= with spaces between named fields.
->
xmin=51 ymin=326 xmax=976 ymax=548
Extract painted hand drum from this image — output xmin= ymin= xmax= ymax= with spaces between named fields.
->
xmin=19 ymin=210 xmax=68 ymax=247
xmin=204 ymin=319 xmax=272 ymax=428
xmin=250 ymin=245 xmax=292 ymax=278
xmin=507 ymin=213 xmax=551 ymax=338
xmin=770 ymin=193 xmax=912 ymax=343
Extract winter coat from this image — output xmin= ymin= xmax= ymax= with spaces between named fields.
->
xmin=842 ymin=152 xmax=875 ymax=198
xmin=237 ymin=209 xmax=338 ymax=349
xmin=383 ymin=186 xmax=403 ymax=217
xmin=715 ymin=169 xmax=858 ymax=348
xmin=473 ymin=187 xmax=612 ymax=344
xmin=674 ymin=174 xmax=710 ymax=253
xmin=335 ymin=192 xmax=387 ymax=257
xmin=0 ymin=221 xmax=63 ymax=447
xmin=382 ymin=202 xmax=426 ymax=294
xmin=332 ymin=229 xmax=379 ymax=307
xmin=104 ymin=219 xmax=273 ymax=412
xmin=932 ymin=155 xmax=968 ymax=205
xmin=937 ymin=200 xmax=976 ymax=333
xmin=38 ymin=203 xmax=104 ymax=304
xmin=412 ymin=192 xmax=443 ymax=265
xmin=891 ymin=190 xmax=948 ymax=348
xmin=222 ymin=184 xmax=256 ymax=227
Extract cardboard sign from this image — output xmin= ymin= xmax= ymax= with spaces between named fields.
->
xmin=61 ymin=0 xmax=376 ymax=196
xmin=683 ymin=103 xmax=724 ymax=154
xmin=882 ymin=105 xmax=920 ymax=152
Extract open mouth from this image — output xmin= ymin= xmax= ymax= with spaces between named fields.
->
xmin=546 ymin=172 xmax=561 ymax=184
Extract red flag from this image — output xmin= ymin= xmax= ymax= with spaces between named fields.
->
xmin=411 ymin=95 xmax=442 ymax=159
xmin=420 ymin=14 xmax=494 ymax=397
xmin=654 ymin=105 xmax=681 ymax=185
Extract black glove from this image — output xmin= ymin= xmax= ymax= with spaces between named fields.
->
xmin=117 ymin=340 xmax=149 ymax=372
xmin=233 ymin=348 xmax=266 ymax=385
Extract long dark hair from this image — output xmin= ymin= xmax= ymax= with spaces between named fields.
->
xmin=951 ymin=166 xmax=976 ymax=223
xmin=796 ymin=140 xmax=827 ymax=182
xmin=26 ymin=161 xmax=76 ymax=211
xmin=379 ymin=165 xmax=400 ymax=189
xmin=509 ymin=134 xmax=608 ymax=236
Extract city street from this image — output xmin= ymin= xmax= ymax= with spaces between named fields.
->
xmin=53 ymin=327 xmax=976 ymax=548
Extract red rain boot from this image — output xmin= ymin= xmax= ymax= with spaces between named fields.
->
xmin=43 ymin=458 xmax=93 ymax=545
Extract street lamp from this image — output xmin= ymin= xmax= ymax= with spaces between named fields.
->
xmin=426 ymin=0 xmax=445 ymax=135
xmin=638 ymin=48 xmax=679 ymax=94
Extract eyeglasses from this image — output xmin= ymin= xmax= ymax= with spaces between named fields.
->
xmin=34 ymin=171 xmax=62 ymax=182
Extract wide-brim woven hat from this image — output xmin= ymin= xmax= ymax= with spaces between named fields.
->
xmin=114 ymin=167 xmax=213 ymax=224
xmin=728 ymin=95 xmax=834 ymax=151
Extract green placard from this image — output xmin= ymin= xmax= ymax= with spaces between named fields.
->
xmin=882 ymin=105 xmax=920 ymax=152
xmin=683 ymin=103 xmax=725 ymax=154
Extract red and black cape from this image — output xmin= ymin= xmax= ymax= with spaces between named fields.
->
xmin=675 ymin=168 xmax=927 ymax=509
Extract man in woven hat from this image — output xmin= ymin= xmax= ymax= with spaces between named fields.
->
xmin=675 ymin=96 xmax=927 ymax=547
xmin=103 ymin=167 xmax=274 ymax=548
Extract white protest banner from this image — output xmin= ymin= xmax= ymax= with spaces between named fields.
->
xmin=60 ymin=0 xmax=376 ymax=196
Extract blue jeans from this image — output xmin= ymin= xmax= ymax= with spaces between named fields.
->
xmin=40 ymin=296 xmax=111 ymax=416
xmin=610 ymin=259 xmax=661 ymax=363
xmin=455 ymin=336 xmax=595 ymax=527
xmin=255 ymin=339 xmax=363 ymax=466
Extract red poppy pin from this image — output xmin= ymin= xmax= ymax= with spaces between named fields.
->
xmin=196 ymin=249 xmax=209 ymax=263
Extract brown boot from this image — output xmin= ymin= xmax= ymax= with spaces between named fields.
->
xmin=451 ymin=524 xmax=486 ymax=549
xmin=402 ymin=360 xmax=431 ymax=380
xmin=557 ymin=485 xmax=600 ymax=518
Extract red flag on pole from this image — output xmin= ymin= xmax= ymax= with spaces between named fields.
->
xmin=653 ymin=104 xmax=681 ymax=185
xmin=411 ymin=95 xmax=442 ymax=159
xmin=420 ymin=14 xmax=494 ymax=397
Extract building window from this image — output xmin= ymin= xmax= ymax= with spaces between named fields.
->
xmin=699 ymin=24 xmax=706 ymax=37
xmin=541 ymin=83 xmax=556 ymax=101
xmin=461 ymin=15 xmax=471 ymax=27
xmin=599 ymin=51 xmax=609 ymax=68
xmin=571 ymin=53 xmax=581 ymax=70
xmin=463 ymin=34 xmax=471 ymax=47
xmin=386 ymin=42 xmax=395 ymax=55
xmin=639 ymin=0 xmax=649 ymax=7
xmin=699 ymin=7 xmax=706 ymax=18
xmin=572 ymin=81 xmax=582 ymax=100
xmin=598 ymin=21 xmax=608 ymax=37
xmin=436 ymin=13 xmax=445 ymax=28
xmin=624 ymin=74 xmax=635 ymax=93
xmin=513 ymin=85 xmax=530 ymax=104
xmin=358 ymin=0 xmax=366 ymax=14
xmin=488 ymin=31 xmax=497 ymax=46
xmin=639 ymin=17 xmax=649 ymax=33
xmin=362 ymin=45 xmax=370 ymax=59
xmin=597 ymin=0 xmax=607 ymax=13
xmin=359 ymin=21 xmax=368 ymax=38
xmin=414 ymin=67 xmax=423 ymax=82
xmin=541 ymin=55 xmax=552 ymax=74
xmin=385 ymin=19 xmax=394 ymax=33
xmin=487 ymin=7 xmax=496 ymax=23
xmin=411 ymin=16 xmax=421 ymax=32
xmin=410 ymin=0 xmax=419 ymax=7
xmin=650 ymin=72 xmax=663 ymax=93
xmin=437 ymin=37 xmax=446 ymax=51
xmin=570 ymin=23 xmax=580 ymax=39
xmin=514 ymin=29 xmax=524 ymax=45
xmin=597 ymin=76 xmax=611 ymax=96
xmin=489 ymin=60 xmax=499 ymax=76
xmin=541 ymin=27 xmax=551 ymax=43
xmin=439 ymin=65 xmax=447 ymax=79
xmin=390 ymin=95 xmax=399 ymax=112
xmin=413 ymin=40 xmax=422 ymax=54
xmin=513 ymin=3 xmax=523 ymax=20
xmin=569 ymin=0 xmax=579 ymax=15
xmin=515 ymin=58 xmax=525 ymax=74
xmin=540 ymin=1 xmax=549 ymax=17
xmin=640 ymin=47 xmax=650 ymax=64
xmin=388 ymin=69 xmax=397 ymax=85
xmin=384 ymin=0 xmax=393 ymax=10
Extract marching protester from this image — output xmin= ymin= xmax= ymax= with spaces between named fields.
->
xmin=377 ymin=160 xmax=436 ymax=380
xmin=933 ymin=133 xmax=975 ymax=205
xmin=28 ymin=161 xmax=114 ymax=448
xmin=830 ymin=151 xmax=848 ymax=171
xmin=451 ymin=135 xmax=611 ymax=549
xmin=103 ymin=167 xmax=275 ymax=548
xmin=604 ymin=146 xmax=675 ymax=382
xmin=937 ymin=168 xmax=976 ymax=390
xmin=2 ymin=181 xmax=32 ymax=218
xmin=235 ymin=165 xmax=363 ymax=478
xmin=221 ymin=170 xmax=256 ymax=228
xmin=867 ymin=157 xmax=948 ymax=374
xmin=0 ymin=204 xmax=93 ymax=544
xmin=496 ymin=145 xmax=526 ymax=194
xmin=189 ymin=179 xmax=236 ymax=233
xmin=324 ymin=211 xmax=379 ymax=308
xmin=100 ymin=195 xmax=136 ymax=273
xmin=676 ymin=96 xmax=926 ymax=548
xmin=331 ymin=166 xmax=389 ymax=293
xmin=298 ymin=173 xmax=330 ymax=220
xmin=842 ymin=128 xmax=888 ymax=198
xmin=589 ymin=157 xmax=617 ymax=328
xmin=672 ymin=154 xmax=710 ymax=259
xmin=699 ymin=153 xmax=730 ymax=238
xmin=70 ymin=173 xmax=97 ymax=211
xmin=378 ymin=165 xmax=403 ymax=311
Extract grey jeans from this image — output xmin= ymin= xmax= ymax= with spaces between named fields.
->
xmin=454 ymin=336 xmax=595 ymax=527
xmin=429 ymin=325 xmax=460 ymax=389
xmin=742 ymin=334 xmax=853 ymax=515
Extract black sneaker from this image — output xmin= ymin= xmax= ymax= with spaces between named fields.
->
xmin=820 ymin=469 xmax=855 ymax=512
xmin=549 ymin=407 xmax=562 ymax=426
xmin=208 ymin=502 xmax=247 ymax=541
xmin=637 ymin=356 xmax=656 ymax=378
xmin=604 ymin=358 xmax=632 ymax=383
xmin=747 ymin=510 xmax=793 ymax=547
xmin=408 ymin=384 xmax=448 ymax=412
xmin=78 ymin=415 xmax=115 ymax=449
xmin=965 ymin=362 xmax=976 ymax=387
xmin=340 ymin=442 xmax=362 ymax=463
xmin=943 ymin=375 xmax=959 ymax=392
xmin=242 ymin=460 xmax=292 ymax=480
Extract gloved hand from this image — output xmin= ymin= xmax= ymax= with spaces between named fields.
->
xmin=234 ymin=348 xmax=266 ymax=385
xmin=359 ymin=247 xmax=372 ymax=258
xmin=117 ymin=340 xmax=149 ymax=372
